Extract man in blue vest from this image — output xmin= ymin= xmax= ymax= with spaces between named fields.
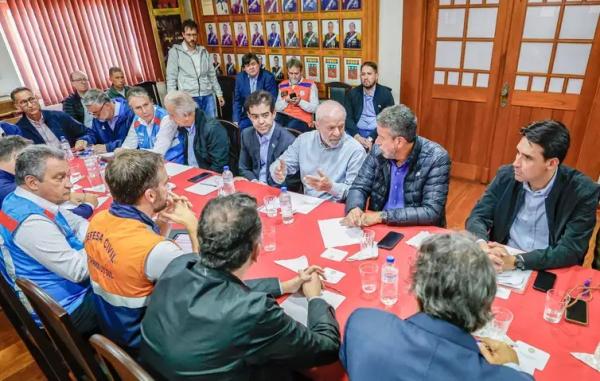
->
xmin=82 ymin=89 xmax=135 ymax=153
xmin=0 ymin=145 xmax=99 ymax=336
xmin=0 ymin=121 xmax=22 ymax=137
xmin=11 ymin=87 xmax=92 ymax=150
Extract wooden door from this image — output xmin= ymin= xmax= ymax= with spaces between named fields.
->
xmin=402 ymin=0 xmax=600 ymax=182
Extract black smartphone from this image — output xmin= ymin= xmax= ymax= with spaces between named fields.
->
xmin=188 ymin=172 xmax=211 ymax=183
xmin=377 ymin=232 xmax=404 ymax=250
xmin=565 ymin=299 xmax=588 ymax=326
xmin=532 ymin=270 xmax=557 ymax=292
xmin=289 ymin=92 xmax=297 ymax=99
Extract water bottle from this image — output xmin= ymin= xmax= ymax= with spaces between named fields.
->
xmin=380 ymin=256 xmax=399 ymax=306
xmin=221 ymin=166 xmax=236 ymax=195
xmin=60 ymin=136 xmax=74 ymax=160
xmin=279 ymin=187 xmax=294 ymax=224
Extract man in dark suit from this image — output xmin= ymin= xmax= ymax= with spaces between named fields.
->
xmin=62 ymin=70 xmax=94 ymax=128
xmin=11 ymin=87 xmax=92 ymax=150
xmin=140 ymin=193 xmax=340 ymax=380
xmin=344 ymin=61 xmax=394 ymax=150
xmin=467 ymin=120 xmax=600 ymax=271
xmin=233 ymin=53 xmax=277 ymax=130
xmin=341 ymin=233 xmax=533 ymax=381
xmin=238 ymin=91 xmax=298 ymax=189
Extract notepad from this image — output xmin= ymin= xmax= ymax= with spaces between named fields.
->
xmin=318 ymin=218 xmax=363 ymax=248
xmin=274 ymin=256 xmax=309 ymax=273
xmin=165 ymin=162 xmax=192 ymax=177
xmin=185 ymin=176 xmax=220 ymax=196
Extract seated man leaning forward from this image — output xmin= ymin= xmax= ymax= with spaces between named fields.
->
xmin=341 ymin=233 xmax=532 ymax=381
xmin=343 ymin=104 xmax=451 ymax=227
xmin=269 ymin=100 xmax=366 ymax=201
xmin=466 ymin=120 xmax=600 ymax=271
xmin=140 ymin=193 xmax=340 ymax=380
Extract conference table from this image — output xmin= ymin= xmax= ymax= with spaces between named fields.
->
xmin=79 ymin=160 xmax=600 ymax=381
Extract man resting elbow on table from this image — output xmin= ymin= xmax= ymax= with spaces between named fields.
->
xmin=269 ymin=100 xmax=366 ymax=201
xmin=342 ymin=104 xmax=451 ymax=227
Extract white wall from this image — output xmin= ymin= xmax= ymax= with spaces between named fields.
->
xmin=0 ymin=26 xmax=22 ymax=98
xmin=377 ymin=0 xmax=403 ymax=102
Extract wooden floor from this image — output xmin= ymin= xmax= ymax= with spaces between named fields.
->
xmin=0 ymin=177 xmax=596 ymax=380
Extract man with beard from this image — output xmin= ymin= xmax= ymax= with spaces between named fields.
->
xmin=343 ymin=104 xmax=450 ymax=227
xmin=270 ymin=100 xmax=365 ymax=201
xmin=85 ymin=150 xmax=199 ymax=352
xmin=344 ymin=62 xmax=394 ymax=149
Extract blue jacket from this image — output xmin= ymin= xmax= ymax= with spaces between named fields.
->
xmin=233 ymin=69 xmax=277 ymax=129
xmin=16 ymin=110 xmax=93 ymax=147
xmin=0 ymin=121 xmax=22 ymax=137
xmin=89 ymin=98 xmax=135 ymax=152
xmin=341 ymin=309 xmax=533 ymax=381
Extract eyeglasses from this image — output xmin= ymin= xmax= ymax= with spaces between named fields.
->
xmin=72 ymin=78 xmax=89 ymax=83
xmin=89 ymin=102 xmax=107 ymax=117
xmin=16 ymin=97 xmax=38 ymax=107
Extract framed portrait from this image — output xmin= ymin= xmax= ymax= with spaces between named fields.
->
xmin=304 ymin=56 xmax=321 ymax=82
xmin=249 ymin=22 xmax=265 ymax=47
xmin=264 ymin=0 xmax=279 ymax=13
xmin=266 ymin=21 xmax=282 ymax=48
xmin=344 ymin=57 xmax=361 ymax=86
xmin=321 ymin=0 xmax=338 ymax=11
xmin=343 ymin=0 xmax=360 ymax=10
xmin=224 ymin=53 xmax=237 ymax=75
xmin=205 ymin=23 xmax=219 ymax=46
xmin=247 ymin=0 xmax=261 ymax=13
xmin=230 ymin=0 xmax=245 ymax=14
xmin=257 ymin=54 xmax=267 ymax=69
xmin=302 ymin=20 xmax=319 ymax=48
xmin=215 ymin=0 xmax=230 ymax=15
xmin=200 ymin=0 xmax=215 ymax=15
xmin=219 ymin=22 xmax=233 ymax=46
xmin=301 ymin=0 xmax=317 ymax=12
xmin=324 ymin=57 xmax=340 ymax=83
xmin=284 ymin=20 xmax=300 ymax=48
xmin=342 ymin=19 xmax=361 ymax=49
xmin=269 ymin=54 xmax=284 ymax=80
xmin=234 ymin=22 xmax=248 ymax=47
xmin=321 ymin=20 xmax=340 ymax=49
xmin=211 ymin=53 xmax=223 ymax=76
xmin=282 ymin=0 xmax=297 ymax=12
xmin=237 ymin=53 xmax=246 ymax=72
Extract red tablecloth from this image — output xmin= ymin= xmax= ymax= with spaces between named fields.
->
xmin=84 ymin=163 xmax=600 ymax=381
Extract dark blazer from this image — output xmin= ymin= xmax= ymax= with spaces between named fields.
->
xmin=16 ymin=110 xmax=93 ymax=147
xmin=238 ymin=125 xmax=298 ymax=188
xmin=62 ymin=91 xmax=85 ymax=124
xmin=341 ymin=309 xmax=532 ymax=381
xmin=233 ymin=69 xmax=277 ymax=129
xmin=345 ymin=137 xmax=451 ymax=226
xmin=466 ymin=165 xmax=600 ymax=270
xmin=181 ymin=109 xmax=230 ymax=173
xmin=344 ymin=84 xmax=395 ymax=140
xmin=140 ymin=254 xmax=340 ymax=381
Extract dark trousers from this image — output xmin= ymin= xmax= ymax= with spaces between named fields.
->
xmin=70 ymin=289 xmax=100 ymax=338
xmin=275 ymin=113 xmax=310 ymax=133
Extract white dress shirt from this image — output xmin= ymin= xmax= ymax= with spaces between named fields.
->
xmin=27 ymin=116 xmax=61 ymax=149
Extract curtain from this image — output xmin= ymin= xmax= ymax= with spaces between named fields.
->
xmin=0 ymin=0 xmax=163 ymax=105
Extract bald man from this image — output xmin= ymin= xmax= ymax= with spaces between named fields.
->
xmin=270 ymin=100 xmax=366 ymax=201
xmin=63 ymin=70 xmax=94 ymax=128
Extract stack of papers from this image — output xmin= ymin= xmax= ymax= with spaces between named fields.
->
xmin=347 ymin=245 xmax=379 ymax=261
xmin=496 ymin=246 xmax=532 ymax=293
xmin=257 ymin=191 xmax=325 ymax=215
xmin=165 ymin=162 xmax=192 ymax=177
xmin=281 ymin=291 xmax=346 ymax=326
xmin=185 ymin=176 xmax=219 ymax=196
xmin=317 ymin=218 xmax=363 ymax=248
xmin=571 ymin=352 xmax=600 ymax=372
xmin=406 ymin=231 xmax=434 ymax=248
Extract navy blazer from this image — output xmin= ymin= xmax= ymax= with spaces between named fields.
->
xmin=233 ymin=69 xmax=277 ymax=129
xmin=239 ymin=125 xmax=298 ymax=188
xmin=344 ymin=84 xmax=395 ymax=140
xmin=341 ymin=309 xmax=533 ymax=381
xmin=16 ymin=110 xmax=93 ymax=147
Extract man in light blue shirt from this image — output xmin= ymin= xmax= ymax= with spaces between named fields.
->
xmin=270 ymin=100 xmax=366 ymax=200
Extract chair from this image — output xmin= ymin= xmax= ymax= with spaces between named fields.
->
xmin=135 ymin=81 xmax=162 ymax=107
xmin=218 ymin=119 xmax=241 ymax=176
xmin=89 ymin=334 xmax=154 ymax=381
xmin=285 ymin=127 xmax=301 ymax=138
xmin=16 ymin=278 xmax=109 ymax=381
xmin=217 ymin=75 xmax=236 ymax=121
xmin=325 ymin=82 xmax=352 ymax=104
xmin=0 ymin=274 xmax=71 ymax=381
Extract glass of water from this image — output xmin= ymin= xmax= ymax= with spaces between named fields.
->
xmin=543 ymin=289 xmax=565 ymax=324
xmin=261 ymin=217 xmax=276 ymax=252
xmin=263 ymin=196 xmax=278 ymax=217
xmin=359 ymin=262 xmax=379 ymax=294
xmin=491 ymin=306 xmax=513 ymax=337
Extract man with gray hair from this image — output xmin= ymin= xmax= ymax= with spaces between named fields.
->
xmin=161 ymin=90 xmax=229 ymax=172
xmin=62 ymin=70 xmax=94 ymax=127
xmin=0 ymin=145 xmax=99 ymax=336
xmin=83 ymin=88 xmax=135 ymax=153
xmin=343 ymin=104 xmax=450 ymax=227
xmin=270 ymin=100 xmax=365 ymax=200
xmin=341 ymin=233 xmax=532 ymax=380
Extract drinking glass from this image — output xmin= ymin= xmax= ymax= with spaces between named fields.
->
xmin=543 ymin=289 xmax=565 ymax=324
xmin=359 ymin=262 xmax=379 ymax=294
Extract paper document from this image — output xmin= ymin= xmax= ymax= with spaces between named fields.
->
xmin=514 ymin=340 xmax=550 ymax=375
xmin=320 ymin=248 xmax=348 ymax=262
xmin=274 ymin=256 xmax=309 ymax=273
xmin=322 ymin=267 xmax=346 ymax=284
xmin=318 ymin=218 xmax=363 ymax=248
xmin=174 ymin=233 xmax=193 ymax=253
xmin=406 ymin=231 xmax=434 ymax=248
xmin=496 ymin=246 xmax=532 ymax=293
xmin=258 ymin=191 xmax=325 ymax=215
xmin=84 ymin=184 xmax=107 ymax=193
xmin=281 ymin=290 xmax=346 ymax=326
xmin=185 ymin=176 xmax=219 ymax=196
xmin=347 ymin=244 xmax=379 ymax=261
xmin=571 ymin=352 xmax=600 ymax=372
xmin=495 ymin=286 xmax=511 ymax=300
xmin=165 ymin=162 xmax=192 ymax=177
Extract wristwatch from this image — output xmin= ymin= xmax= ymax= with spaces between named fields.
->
xmin=514 ymin=255 xmax=526 ymax=271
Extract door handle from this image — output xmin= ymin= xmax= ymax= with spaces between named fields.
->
xmin=500 ymin=82 xmax=509 ymax=107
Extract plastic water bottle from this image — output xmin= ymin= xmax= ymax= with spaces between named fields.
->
xmin=380 ymin=256 xmax=399 ymax=306
xmin=221 ymin=166 xmax=236 ymax=195
xmin=279 ymin=187 xmax=294 ymax=224
xmin=60 ymin=136 xmax=74 ymax=160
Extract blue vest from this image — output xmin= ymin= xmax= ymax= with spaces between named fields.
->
xmin=132 ymin=106 xmax=183 ymax=163
xmin=0 ymin=192 xmax=90 ymax=325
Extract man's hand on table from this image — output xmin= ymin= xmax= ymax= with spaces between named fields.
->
xmin=342 ymin=208 xmax=382 ymax=227
xmin=478 ymin=337 xmax=519 ymax=365
xmin=92 ymin=144 xmax=107 ymax=154
xmin=74 ymin=140 xmax=87 ymax=151
xmin=281 ymin=265 xmax=324 ymax=295
xmin=487 ymin=242 xmax=515 ymax=272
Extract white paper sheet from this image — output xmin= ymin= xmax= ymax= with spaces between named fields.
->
xmin=257 ymin=191 xmax=325 ymax=215
xmin=495 ymin=286 xmax=511 ymax=300
xmin=274 ymin=256 xmax=309 ymax=273
xmin=571 ymin=352 xmax=600 ymax=372
xmin=185 ymin=176 xmax=220 ymax=196
xmin=83 ymin=184 xmax=107 ymax=193
xmin=280 ymin=290 xmax=346 ymax=326
xmin=514 ymin=340 xmax=550 ymax=374
xmin=320 ymin=248 xmax=348 ymax=262
xmin=165 ymin=162 xmax=192 ymax=177
xmin=318 ymin=218 xmax=363 ymax=248
xmin=347 ymin=244 xmax=379 ymax=261
xmin=97 ymin=196 xmax=110 ymax=208
xmin=174 ymin=233 xmax=193 ymax=253
xmin=322 ymin=267 xmax=346 ymax=284
xmin=406 ymin=231 xmax=434 ymax=248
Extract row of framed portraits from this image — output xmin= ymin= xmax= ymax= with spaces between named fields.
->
xmin=211 ymin=52 xmax=362 ymax=85
xmin=201 ymin=0 xmax=362 ymax=16
xmin=205 ymin=19 xmax=361 ymax=49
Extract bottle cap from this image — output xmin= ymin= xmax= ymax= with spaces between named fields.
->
xmin=281 ymin=186 xmax=287 ymax=192
xmin=223 ymin=165 xmax=229 ymax=171
xmin=386 ymin=256 xmax=394 ymax=264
